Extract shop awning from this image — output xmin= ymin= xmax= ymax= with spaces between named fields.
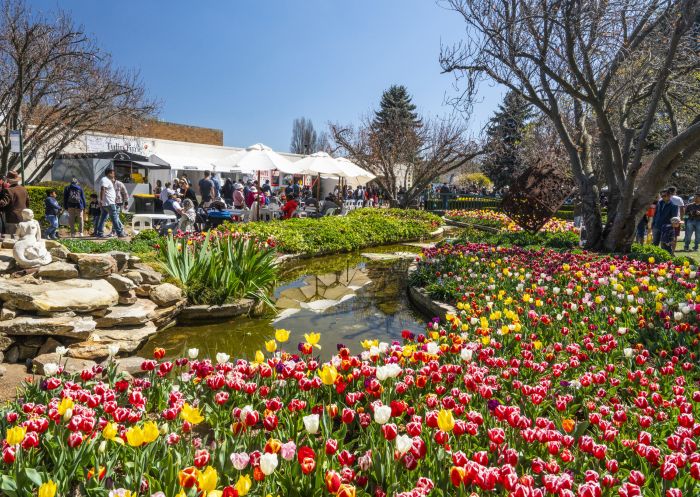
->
xmin=149 ymin=153 xmax=215 ymax=171
xmin=133 ymin=160 xmax=170 ymax=169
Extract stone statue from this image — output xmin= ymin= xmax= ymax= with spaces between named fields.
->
xmin=13 ymin=209 xmax=52 ymax=268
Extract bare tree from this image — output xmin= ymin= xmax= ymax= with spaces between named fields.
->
xmin=0 ymin=0 xmax=158 ymax=182
xmin=290 ymin=117 xmax=324 ymax=155
xmin=331 ymin=114 xmax=481 ymax=207
xmin=440 ymin=0 xmax=700 ymax=251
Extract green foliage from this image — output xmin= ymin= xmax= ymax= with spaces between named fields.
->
xmin=59 ymin=229 xmax=161 ymax=255
xmin=457 ymin=227 xmax=580 ymax=250
xmin=628 ymin=243 xmax=694 ymax=266
xmin=159 ymin=234 xmax=279 ymax=306
xmin=223 ymin=208 xmax=440 ymax=255
xmin=26 ymin=182 xmax=95 ymax=226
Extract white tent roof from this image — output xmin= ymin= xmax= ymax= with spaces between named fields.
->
xmin=149 ymin=153 xmax=215 ymax=172
xmin=214 ymin=143 xmax=299 ymax=174
xmin=294 ymin=151 xmax=346 ymax=176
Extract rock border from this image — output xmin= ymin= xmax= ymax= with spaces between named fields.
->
xmin=405 ymin=261 xmax=458 ymax=320
xmin=178 ymin=299 xmax=262 ymax=324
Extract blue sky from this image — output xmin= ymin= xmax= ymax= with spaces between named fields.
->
xmin=36 ymin=0 xmax=503 ymax=151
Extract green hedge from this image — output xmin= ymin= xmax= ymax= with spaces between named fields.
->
xmin=59 ymin=230 xmax=160 ymax=255
xmin=457 ymin=227 xmax=580 ymax=250
xmin=26 ymin=183 xmax=95 ymax=225
xmin=223 ymin=208 xmax=441 ymax=255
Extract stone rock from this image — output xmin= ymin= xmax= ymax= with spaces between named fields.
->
xmin=111 ymin=356 xmax=147 ymax=376
xmin=130 ymin=263 xmax=162 ymax=285
xmin=178 ymin=299 xmax=254 ymax=324
xmin=49 ymin=245 xmax=71 ymax=260
xmin=0 ymin=308 xmax=14 ymax=321
xmin=151 ymin=299 xmax=186 ymax=328
xmin=149 ymin=283 xmax=182 ymax=307
xmin=36 ymin=261 xmax=79 ymax=280
xmin=68 ymin=253 xmax=117 ymax=279
xmin=0 ymin=315 xmax=96 ymax=338
xmin=0 ymin=333 xmax=14 ymax=351
xmin=0 ymin=278 xmax=119 ymax=313
xmin=123 ymin=271 xmax=143 ymax=285
xmin=38 ymin=337 xmax=63 ymax=355
xmin=118 ymin=290 xmax=137 ymax=305
xmin=94 ymin=299 xmax=157 ymax=328
xmin=106 ymin=251 xmax=130 ymax=272
xmin=68 ymin=322 xmax=158 ymax=360
xmin=135 ymin=284 xmax=154 ymax=298
xmin=32 ymin=353 xmax=96 ymax=375
xmin=128 ymin=256 xmax=142 ymax=268
xmin=0 ymin=251 xmax=15 ymax=273
xmin=1 ymin=239 xmax=15 ymax=249
xmin=107 ymin=274 xmax=137 ymax=292
xmin=44 ymin=240 xmax=62 ymax=249
xmin=5 ymin=345 xmax=19 ymax=363
xmin=90 ymin=308 xmax=109 ymax=318
xmin=0 ymin=365 xmax=5 ymax=377
xmin=17 ymin=343 xmax=41 ymax=361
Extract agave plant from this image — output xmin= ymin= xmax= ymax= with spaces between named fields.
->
xmin=160 ymin=233 xmax=278 ymax=307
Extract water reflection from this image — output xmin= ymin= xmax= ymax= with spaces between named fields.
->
xmin=140 ymin=247 xmax=427 ymax=361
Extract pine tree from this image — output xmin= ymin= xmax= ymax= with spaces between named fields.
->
xmin=483 ymin=91 xmax=532 ymax=190
xmin=371 ymin=85 xmax=422 ymax=164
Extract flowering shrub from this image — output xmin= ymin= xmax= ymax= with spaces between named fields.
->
xmin=446 ymin=209 xmax=577 ymax=234
xmin=1 ymin=243 xmax=699 ymax=497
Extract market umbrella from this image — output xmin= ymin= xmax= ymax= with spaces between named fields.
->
xmin=293 ymin=151 xmax=346 ymax=176
xmin=331 ymin=157 xmax=375 ymax=186
xmin=214 ymin=143 xmax=299 ymax=174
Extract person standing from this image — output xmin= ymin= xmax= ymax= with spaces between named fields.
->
xmin=261 ymin=179 xmax=271 ymax=195
xmin=0 ymin=170 xmax=29 ymax=236
xmin=88 ymin=193 xmax=101 ymax=231
xmin=198 ymin=170 xmax=215 ymax=205
xmin=232 ymin=183 xmax=245 ymax=209
xmin=63 ymin=178 xmax=86 ymax=237
xmin=683 ymin=194 xmax=700 ymax=252
xmin=178 ymin=178 xmax=198 ymax=208
xmin=114 ymin=177 xmax=129 ymax=214
xmin=211 ymin=173 xmax=221 ymax=198
xmin=652 ymin=190 xmax=679 ymax=246
xmin=95 ymin=168 xmax=125 ymax=238
xmin=222 ymin=178 xmax=235 ymax=206
xmin=44 ymin=190 xmax=62 ymax=240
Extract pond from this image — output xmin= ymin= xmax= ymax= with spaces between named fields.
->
xmin=140 ymin=244 xmax=431 ymax=361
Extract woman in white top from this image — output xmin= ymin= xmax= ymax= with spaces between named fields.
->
xmin=178 ymin=199 xmax=196 ymax=233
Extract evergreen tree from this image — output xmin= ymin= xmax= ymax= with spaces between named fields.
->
xmin=483 ymin=91 xmax=532 ymax=190
xmin=371 ymin=85 xmax=422 ymax=164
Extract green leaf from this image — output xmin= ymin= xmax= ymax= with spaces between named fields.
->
xmin=0 ymin=475 xmax=18 ymax=497
xmin=21 ymin=468 xmax=43 ymax=487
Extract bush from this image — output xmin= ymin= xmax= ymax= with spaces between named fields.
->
xmin=457 ymin=227 xmax=580 ymax=250
xmin=222 ymin=208 xmax=441 ymax=255
xmin=59 ymin=229 xmax=161 ymax=255
xmin=159 ymin=233 xmax=278 ymax=306
xmin=628 ymin=242 xmax=693 ymax=266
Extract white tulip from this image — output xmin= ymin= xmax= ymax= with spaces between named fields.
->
xmin=369 ymin=346 xmax=380 ymax=358
xmin=239 ymin=405 xmax=254 ymax=423
xmin=107 ymin=344 xmax=120 ymax=357
xmin=623 ymin=348 xmax=633 ymax=358
xmin=259 ymin=452 xmax=278 ymax=475
xmin=614 ymin=307 xmax=622 ymax=315
xmin=432 ymin=321 xmax=439 ymax=331
xmin=216 ymin=352 xmax=230 ymax=364
xmin=373 ymin=404 xmax=392 ymax=425
xmin=674 ymin=312 xmax=683 ymax=321
xmin=43 ymin=363 xmax=59 ymax=376
xmin=460 ymin=348 xmax=473 ymax=362
xmin=378 ymin=342 xmax=389 ymax=353
xmin=426 ymin=342 xmax=439 ymax=355
xmin=396 ymin=434 xmax=413 ymax=455
xmin=553 ymin=287 xmax=560 ymax=294
xmin=55 ymin=346 xmax=67 ymax=357
xmin=617 ymin=327 xmax=628 ymax=335
xmin=303 ymin=414 xmax=320 ymax=434
xmin=188 ymin=348 xmax=199 ymax=359
xmin=470 ymin=317 xmax=478 ymax=326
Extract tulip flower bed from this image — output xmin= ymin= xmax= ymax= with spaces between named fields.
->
xmin=2 ymin=243 xmax=700 ymax=497
xmin=445 ymin=209 xmax=577 ymax=234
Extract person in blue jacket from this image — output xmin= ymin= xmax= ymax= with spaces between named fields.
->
xmin=44 ymin=190 xmax=62 ymax=240
xmin=652 ymin=190 xmax=679 ymax=246
xmin=62 ymin=178 xmax=86 ymax=237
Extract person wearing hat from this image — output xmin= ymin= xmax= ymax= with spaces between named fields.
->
xmin=245 ymin=186 xmax=258 ymax=208
xmin=0 ymin=170 xmax=29 ymax=236
xmin=232 ymin=183 xmax=245 ymax=209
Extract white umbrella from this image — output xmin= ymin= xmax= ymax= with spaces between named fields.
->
xmin=293 ymin=151 xmax=346 ymax=176
xmin=334 ymin=157 xmax=376 ymax=186
xmin=214 ymin=143 xmax=298 ymax=174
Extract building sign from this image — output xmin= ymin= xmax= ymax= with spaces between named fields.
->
xmin=85 ymin=134 xmax=150 ymax=155
xmin=9 ymin=130 xmax=20 ymax=153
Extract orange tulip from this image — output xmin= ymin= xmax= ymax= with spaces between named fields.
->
xmin=562 ymin=419 xmax=576 ymax=433
xmin=450 ymin=466 xmax=466 ymax=487
xmin=336 ymin=484 xmax=356 ymax=497
xmin=178 ymin=466 xmax=199 ymax=488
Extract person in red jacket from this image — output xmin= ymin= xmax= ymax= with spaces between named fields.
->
xmin=0 ymin=170 xmax=29 ymax=235
xmin=281 ymin=195 xmax=299 ymax=219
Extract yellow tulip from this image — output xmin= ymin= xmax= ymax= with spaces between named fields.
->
xmin=304 ymin=332 xmax=321 ymax=349
xmin=38 ymin=481 xmax=57 ymax=497
xmin=180 ymin=402 xmax=204 ymax=425
xmin=102 ymin=422 xmax=118 ymax=441
xmin=142 ymin=421 xmax=159 ymax=443
xmin=265 ymin=340 xmax=277 ymax=353
xmin=235 ymin=474 xmax=252 ymax=496
xmin=5 ymin=426 xmax=26 ymax=445
xmin=125 ymin=426 xmax=144 ymax=447
xmin=274 ymin=328 xmax=290 ymax=342
xmin=198 ymin=466 xmax=218 ymax=494
xmin=318 ymin=364 xmax=339 ymax=385
xmin=57 ymin=397 xmax=74 ymax=416
xmin=255 ymin=350 xmax=265 ymax=364
xmin=534 ymin=340 xmax=543 ymax=350
xmin=437 ymin=409 xmax=455 ymax=432
xmin=361 ymin=339 xmax=378 ymax=350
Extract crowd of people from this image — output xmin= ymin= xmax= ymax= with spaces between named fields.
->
xmin=636 ymin=186 xmax=700 ymax=255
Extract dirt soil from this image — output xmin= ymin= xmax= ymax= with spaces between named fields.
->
xmin=0 ymin=363 xmax=32 ymax=403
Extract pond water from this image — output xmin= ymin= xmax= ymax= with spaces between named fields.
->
xmin=140 ymin=244 xmax=431 ymax=361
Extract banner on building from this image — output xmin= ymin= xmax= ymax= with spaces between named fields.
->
xmin=85 ymin=134 xmax=150 ymax=155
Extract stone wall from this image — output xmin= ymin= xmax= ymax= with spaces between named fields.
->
xmin=0 ymin=241 xmax=185 ymax=375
